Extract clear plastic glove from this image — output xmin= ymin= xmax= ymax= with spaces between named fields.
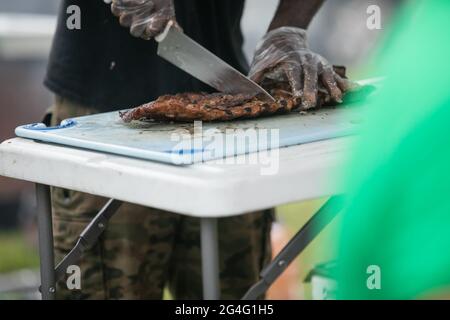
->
xmin=249 ymin=27 xmax=354 ymax=109
xmin=111 ymin=0 xmax=177 ymax=40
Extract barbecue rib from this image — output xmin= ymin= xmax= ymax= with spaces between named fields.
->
xmin=120 ymin=67 xmax=351 ymax=123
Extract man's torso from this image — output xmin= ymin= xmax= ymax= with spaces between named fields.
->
xmin=45 ymin=0 xmax=247 ymax=111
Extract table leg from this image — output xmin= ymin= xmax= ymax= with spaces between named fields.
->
xmin=36 ymin=184 xmax=56 ymax=300
xmin=200 ymin=217 xmax=220 ymax=300
xmin=242 ymin=196 xmax=345 ymax=300
xmin=54 ymin=199 xmax=122 ymax=281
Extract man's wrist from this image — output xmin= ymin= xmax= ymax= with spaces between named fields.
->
xmin=268 ymin=0 xmax=324 ymax=31
xmin=258 ymin=27 xmax=309 ymax=50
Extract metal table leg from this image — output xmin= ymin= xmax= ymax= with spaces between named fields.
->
xmin=200 ymin=217 xmax=220 ymax=300
xmin=242 ymin=196 xmax=345 ymax=300
xmin=36 ymin=184 xmax=56 ymax=300
xmin=54 ymin=199 xmax=122 ymax=281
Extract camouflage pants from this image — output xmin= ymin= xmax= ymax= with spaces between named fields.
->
xmin=49 ymin=96 xmax=273 ymax=299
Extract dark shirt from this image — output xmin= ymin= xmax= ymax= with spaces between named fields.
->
xmin=45 ymin=0 xmax=248 ymax=111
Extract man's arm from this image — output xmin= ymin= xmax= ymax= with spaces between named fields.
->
xmin=269 ymin=0 xmax=324 ymax=30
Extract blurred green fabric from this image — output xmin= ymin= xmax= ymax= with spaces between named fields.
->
xmin=337 ymin=0 xmax=450 ymax=299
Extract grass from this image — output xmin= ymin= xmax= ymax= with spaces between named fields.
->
xmin=0 ymin=231 xmax=39 ymax=273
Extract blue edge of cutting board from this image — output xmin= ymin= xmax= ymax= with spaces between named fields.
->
xmin=15 ymin=80 xmax=379 ymax=166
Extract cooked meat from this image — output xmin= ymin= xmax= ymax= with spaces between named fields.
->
xmin=120 ymin=66 xmax=351 ymax=123
xmin=119 ymin=84 xmax=345 ymax=122
xmin=120 ymin=89 xmax=297 ymax=122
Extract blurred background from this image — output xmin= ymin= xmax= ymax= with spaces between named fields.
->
xmin=0 ymin=0 xmax=398 ymax=299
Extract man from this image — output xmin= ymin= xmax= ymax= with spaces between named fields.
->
xmin=46 ymin=0 xmax=350 ymax=299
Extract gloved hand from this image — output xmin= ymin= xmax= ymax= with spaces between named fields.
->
xmin=249 ymin=27 xmax=354 ymax=109
xmin=110 ymin=0 xmax=177 ymax=40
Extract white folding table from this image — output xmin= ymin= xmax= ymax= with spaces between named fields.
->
xmin=0 ymin=135 xmax=350 ymax=299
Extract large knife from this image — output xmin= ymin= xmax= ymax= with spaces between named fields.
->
xmin=156 ymin=22 xmax=275 ymax=102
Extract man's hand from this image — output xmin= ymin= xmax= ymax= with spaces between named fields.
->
xmin=249 ymin=27 xmax=353 ymax=109
xmin=111 ymin=0 xmax=176 ymax=40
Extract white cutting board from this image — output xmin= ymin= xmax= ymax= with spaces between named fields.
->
xmin=15 ymin=77 xmax=379 ymax=165
xmin=14 ymin=104 xmax=366 ymax=165
xmin=15 ymin=78 xmax=380 ymax=165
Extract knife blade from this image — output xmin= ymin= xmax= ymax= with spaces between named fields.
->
xmin=156 ymin=23 xmax=275 ymax=102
